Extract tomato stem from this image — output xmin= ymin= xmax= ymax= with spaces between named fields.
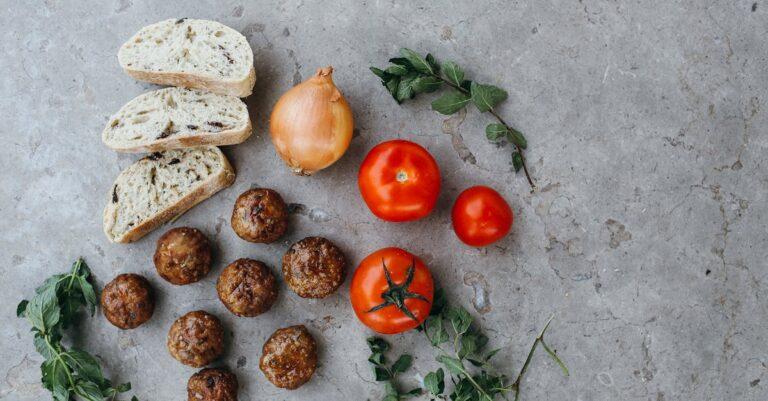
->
xmin=366 ymin=258 xmax=429 ymax=322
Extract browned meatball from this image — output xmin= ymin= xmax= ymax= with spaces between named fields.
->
xmin=259 ymin=325 xmax=317 ymax=389
xmin=167 ymin=311 xmax=224 ymax=367
xmin=187 ymin=368 xmax=238 ymax=401
xmin=217 ymin=259 xmax=278 ymax=317
xmin=100 ymin=273 xmax=154 ymax=329
xmin=231 ymin=188 xmax=289 ymax=243
xmin=282 ymin=237 xmax=346 ymax=298
xmin=154 ymin=227 xmax=212 ymax=285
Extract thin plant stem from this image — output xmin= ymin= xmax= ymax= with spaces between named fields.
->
xmin=430 ymin=72 xmax=535 ymax=189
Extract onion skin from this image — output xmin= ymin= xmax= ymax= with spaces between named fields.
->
xmin=269 ymin=66 xmax=354 ymax=175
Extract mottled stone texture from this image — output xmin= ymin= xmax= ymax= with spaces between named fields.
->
xmin=1 ymin=1 xmax=766 ymax=400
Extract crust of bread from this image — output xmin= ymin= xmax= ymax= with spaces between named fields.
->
xmin=104 ymin=118 xmax=252 ymax=153
xmin=122 ymin=67 xmax=256 ymax=98
xmin=103 ymin=148 xmax=236 ymax=243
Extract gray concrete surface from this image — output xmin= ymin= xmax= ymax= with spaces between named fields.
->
xmin=1 ymin=1 xmax=767 ymax=400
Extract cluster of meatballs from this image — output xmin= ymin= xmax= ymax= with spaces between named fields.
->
xmin=99 ymin=188 xmax=347 ymax=400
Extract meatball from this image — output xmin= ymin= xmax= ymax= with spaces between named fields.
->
xmin=217 ymin=259 xmax=278 ymax=317
xmin=187 ymin=368 xmax=238 ymax=401
xmin=282 ymin=237 xmax=346 ymax=298
xmin=167 ymin=311 xmax=224 ymax=367
xmin=154 ymin=227 xmax=212 ymax=285
xmin=259 ymin=325 xmax=317 ymax=389
xmin=231 ymin=188 xmax=289 ymax=243
xmin=101 ymin=274 xmax=154 ymax=329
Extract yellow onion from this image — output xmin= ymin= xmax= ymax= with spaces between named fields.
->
xmin=269 ymin=66 xmax=354 ymax=175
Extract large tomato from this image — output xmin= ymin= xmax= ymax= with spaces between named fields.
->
xmin=358 ymin=140 xmax=441 ymax=222
xmin=451 ymin=186 xmax=513 ymax=247
xmin=350 ymin=247 xmax=434 ymax=334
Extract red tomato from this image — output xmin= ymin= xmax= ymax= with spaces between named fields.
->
xmin=451 ymin=186 xmax=513 ymax=247
xmin=350 ymin=247 xmax=434 ymax=334
xmin=358 ymin=140 xmax=441 ymax=222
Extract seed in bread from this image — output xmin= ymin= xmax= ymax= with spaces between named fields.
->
xmin=103 ymin=87 xmax=252 ymax=153
xmin=118 ymin=18 xmax=256 ymax=97
xmin=103 ymin=146 xmax=235 ymax=243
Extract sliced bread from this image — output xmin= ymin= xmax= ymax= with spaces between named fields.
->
xmin=102 ymin=87 xmax=252 ymax=153
xmin=103 ymin=146 xmax=235 ymax=243
xmin=118 ymin=18 xmax=256 ymax=97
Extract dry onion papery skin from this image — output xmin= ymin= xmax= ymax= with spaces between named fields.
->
xmin=269 ymin=66 xmax=354 ymax=175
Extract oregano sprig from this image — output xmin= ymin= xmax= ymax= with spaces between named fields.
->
xmin=366 ymin=338 xmax=422 ymax=401
xmin=420 ymin=289 xmax=568 ymax=401
xmin=17 ymin=259 xmax=138 ymax=401
xmin=371 ymin=48 xmax=535 ymax=189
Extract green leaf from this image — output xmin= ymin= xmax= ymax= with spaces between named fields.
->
xmin=447 ymin=307 xmax=472 ymax=335
xmin=442 ymin=61 xmax=464 ymax=87
xmin=459 ymin=334 xmax=478 ymax=359
xmin=26 ymin=285 xmax=60 ymax=332
xmin=470 ymin=82 xmax=508 ymax=112
xmin=436 ymin=355 xmax=465 ymax=375
xmin=386 ymin=64 xmax=409 ymax=76
xmin=512 ymin=152 xmax=523 ymax=172
xmin=368 ymin=352 xmax=386 ymax=366
xmin=65 ymin=350 xmax=103 ymax=383
xmin=115 ymin=382 xmax=132 ymax=392
xmin=367 ymin=337 xmax=390 ymax=354
xmin=385 ymin=77 xmax=400 ymax=101
xmin=74 ymin=380 xmax=104 ymax=401
xmin=485 ymin=348 xmax=501 ymax=361
xmin=411 ymin=76 xmax=442 ymax=93
xmin=426 ymin=53 xmax=440 ymax=73
xmin=391 ymin=354 xmax=413 ymax=374
xmin=396 ymin=73 xmax=419 ymax=102
xmin=389 ymin=57 xmax=411 ymax=67
xmin=374 ymin=366 xmax=391 ymax=381
xmin=400 ymin=48 xmax=434 ymax=74
xmin=41 ymin=358 xmax=68 ymax=392
xmin=485 ymin=123 xmax=508 ymax=142
xmin=403 ymin=387 xmax=422 ymax=397
xmin=78 ymin=276 xmax=97 ymax=316
xmin=34 ymin=334 xmax=56 ymax=360
xmin=131 ymin=396 xmax=139 ymax=401
xmin=424 ymin=368 xmax=445 ymax=395
xmin=507 ymin=129 xmax=527 ymax=149
xmin=16 ymin=300 xmax=28 ymax=317
xmin=425 ymin=316 xmax=449 ymax=346
xmin=431 ymin=90 xmax=471 ymax=115
xmin=430 ymin=288 xmax=447 ymax=316
xmin=370 ymin=67 xmax=388 ymax=79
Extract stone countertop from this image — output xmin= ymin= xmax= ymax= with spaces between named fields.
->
xmin=1 ymin=1 xmax=766 ymax=400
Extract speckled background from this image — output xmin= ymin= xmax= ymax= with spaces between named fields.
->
xmin=1 ymin=1 xmax=767 ymax=400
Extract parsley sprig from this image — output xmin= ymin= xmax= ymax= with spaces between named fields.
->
xmin=16 ymin=259 xmax=138 ymax=401
xmin=371 ymin=48 xmax=535 ymax=189
xmin=366 ymin=289 xmax=568 ymax=401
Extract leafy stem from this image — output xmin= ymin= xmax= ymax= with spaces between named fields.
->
xmin=424 ymin=71 xmax=534 ymax=188
xmin=507 ymin=314 xmax=568 ymax=401
xmin=17 ymin=258 xmax=138 ymax=401
xmin=371 ymin=48 xmax=536 ymax=190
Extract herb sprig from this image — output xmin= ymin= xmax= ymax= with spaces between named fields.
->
xmin=16 ymin=258 xmax=138 ymax=401
xmin=366 ymin=338 xmax=422 ymax=401
xmin=371 ymin=48 xmax=535 ymax=189
xmin=366 ymin=289 xmax=568 ymax=401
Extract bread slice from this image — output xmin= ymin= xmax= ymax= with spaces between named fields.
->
xmin=102 ymin=87 xmax=252 ymax=153
xmin=118 ymin=18 xmax=256 ymax=97
xmin=103 ymin=147 xmax=236 ymax=243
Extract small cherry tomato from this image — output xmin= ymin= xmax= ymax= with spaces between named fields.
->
xmin=350 ymin=247 xmax=434 ymax=334
xmin=358 ymin=140 xmax=441 ymax=222
xmin=451 ymin=186 xmax=513 ymax=247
